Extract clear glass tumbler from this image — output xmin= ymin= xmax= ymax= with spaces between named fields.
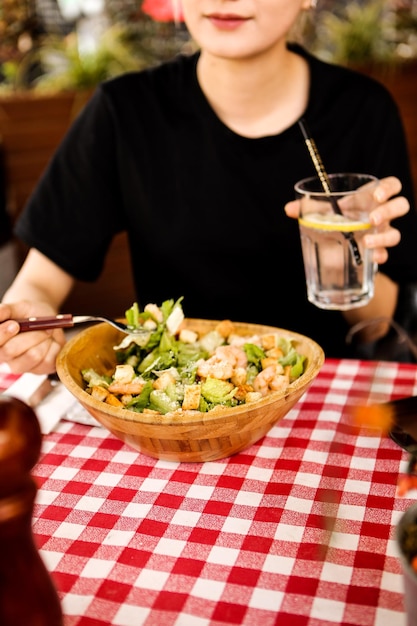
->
xmin=295 ymin=172 xmax=379 ymax=311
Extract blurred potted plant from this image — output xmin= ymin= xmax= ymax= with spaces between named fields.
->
xmin=0 ymin=0 xmax=193 ymax=225
xmin=305 ymin=0 xmax=417 ymax=70
xmin=0 ymin=0 xmax=191 ymax=93
xmin=1 ymin=25 xmax=146 ymax=93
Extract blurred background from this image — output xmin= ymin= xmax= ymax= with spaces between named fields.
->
xmin=0 ymin=0 xmax=416 ymax=313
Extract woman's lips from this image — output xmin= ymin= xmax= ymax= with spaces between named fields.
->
xmin=207 ymin=13 xmax=249 ymax=30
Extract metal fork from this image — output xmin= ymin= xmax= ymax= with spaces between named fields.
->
xmin=13 ymin=314 xmax=150 ymax=335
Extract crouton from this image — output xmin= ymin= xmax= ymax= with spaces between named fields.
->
xmin=153 ymin=371 xmax=177 ymax=390
xmin=245 ymin=391 xmax=263 ymax=404
xmin=231 ymin=367 xmax=247 ymax=386
xmin=216 ymin=319 xmax=235 ymax=338
xmin=261 ymin=334 xmax=278 ymax=351
xmin=179 ymin=328 xmax=198 ymax=343
xmin=105 ymin=393 xmax=124 ymax=407
xmin=113 ymin=364 xmax=135 ymax=384
xmin=265 ymin=347 xmax=284 ymax=359
xmin=91 ymin=385 xmax=110 ymax=402
xmin=182 ymin=384 xmax=201 ymax=410
xmin=261 ymin=357 xmax=278 ymax=370
xmin=234 ymin=384 xmax=255 ymax=401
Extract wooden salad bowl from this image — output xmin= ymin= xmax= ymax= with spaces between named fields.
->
xmin=56 ymin=319 xmax=325 ymax=462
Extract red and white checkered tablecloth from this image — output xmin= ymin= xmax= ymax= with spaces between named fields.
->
xmin=5 ymin=358 xmax=417 ymax=625
xmin=0 ymin=368 xmax=20 ymax=392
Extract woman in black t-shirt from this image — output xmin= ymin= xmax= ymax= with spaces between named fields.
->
xmin=0 ymin=0 xmax=415 ymax=374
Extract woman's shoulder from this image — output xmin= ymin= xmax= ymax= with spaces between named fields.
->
xmin=290 ymin=42 xmax=396 ymax=103
xmin=100 ymin=52 xmax=199 ymax=98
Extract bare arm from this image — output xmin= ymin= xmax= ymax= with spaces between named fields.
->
xmin=0 ymin=249 xmax=75 ymax=374
xmin=342 ymin=272 xmax=399 ymax=342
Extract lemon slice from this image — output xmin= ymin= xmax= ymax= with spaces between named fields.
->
xmin=299 ymin=212 xmax=371 ymax=232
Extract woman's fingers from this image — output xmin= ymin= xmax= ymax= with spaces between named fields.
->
xmin=284 ymin=199 xmax=300 ymax=218
xmin=0 ymin=329 xmax=65 ymax=375
xmin=370 ymin=194 xmax=410 ymax=227
xmin=0 ymin=302 xmax=66 ymax=374
xmin=373 ymin=175 xmax=402 ymax=203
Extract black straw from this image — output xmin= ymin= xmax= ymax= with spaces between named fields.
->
xmin=298 ymin=118 xmax=362 ymax=266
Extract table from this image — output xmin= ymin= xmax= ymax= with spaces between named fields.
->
xmin=2 ymin=358 xmax=417 ymax=626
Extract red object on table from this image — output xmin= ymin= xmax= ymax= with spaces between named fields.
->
xmin=5 ymin=359 xmax=417 ymax=625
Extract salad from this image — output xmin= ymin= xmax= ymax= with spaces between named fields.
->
xmin=81 ymin=298 xmax=307 ymax=416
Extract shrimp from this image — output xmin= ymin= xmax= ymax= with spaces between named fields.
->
xmin=108 ymin=380 xmax=146 ymax=395
xmin=228 ymin=334 xmax=261 ymax=348
xmin=269 ymin=375 xmax=289 ymax=392
xmin=197 ymin=356 xmax=234 ymax=380
xmin=215 ymin=344 xmax=248 ymax=369
xmin=197 ymin=344 xmax=248 ymax=381
xmin=253 ymin=365 xmax=289 ymax=397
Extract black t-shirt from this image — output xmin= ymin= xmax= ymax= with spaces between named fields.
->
xmin=14 ymin=44 xmax=417 ymax=357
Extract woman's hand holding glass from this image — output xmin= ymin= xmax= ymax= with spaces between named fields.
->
xmin=285 ymin=175 xmax=409 ymax=264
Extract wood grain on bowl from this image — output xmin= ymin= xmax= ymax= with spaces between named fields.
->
xmin=56 ymin=319 xmax=325 ymax=462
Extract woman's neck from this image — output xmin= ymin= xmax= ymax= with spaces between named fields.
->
xmin=196 ymin=44 xmax=310 ymax=138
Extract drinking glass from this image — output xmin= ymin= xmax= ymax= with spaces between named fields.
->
xmin=295 ymin=172 xmax=379 ymax=310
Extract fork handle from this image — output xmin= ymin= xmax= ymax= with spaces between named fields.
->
xmin=15 ymin=314 xmax=75 ymax=332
